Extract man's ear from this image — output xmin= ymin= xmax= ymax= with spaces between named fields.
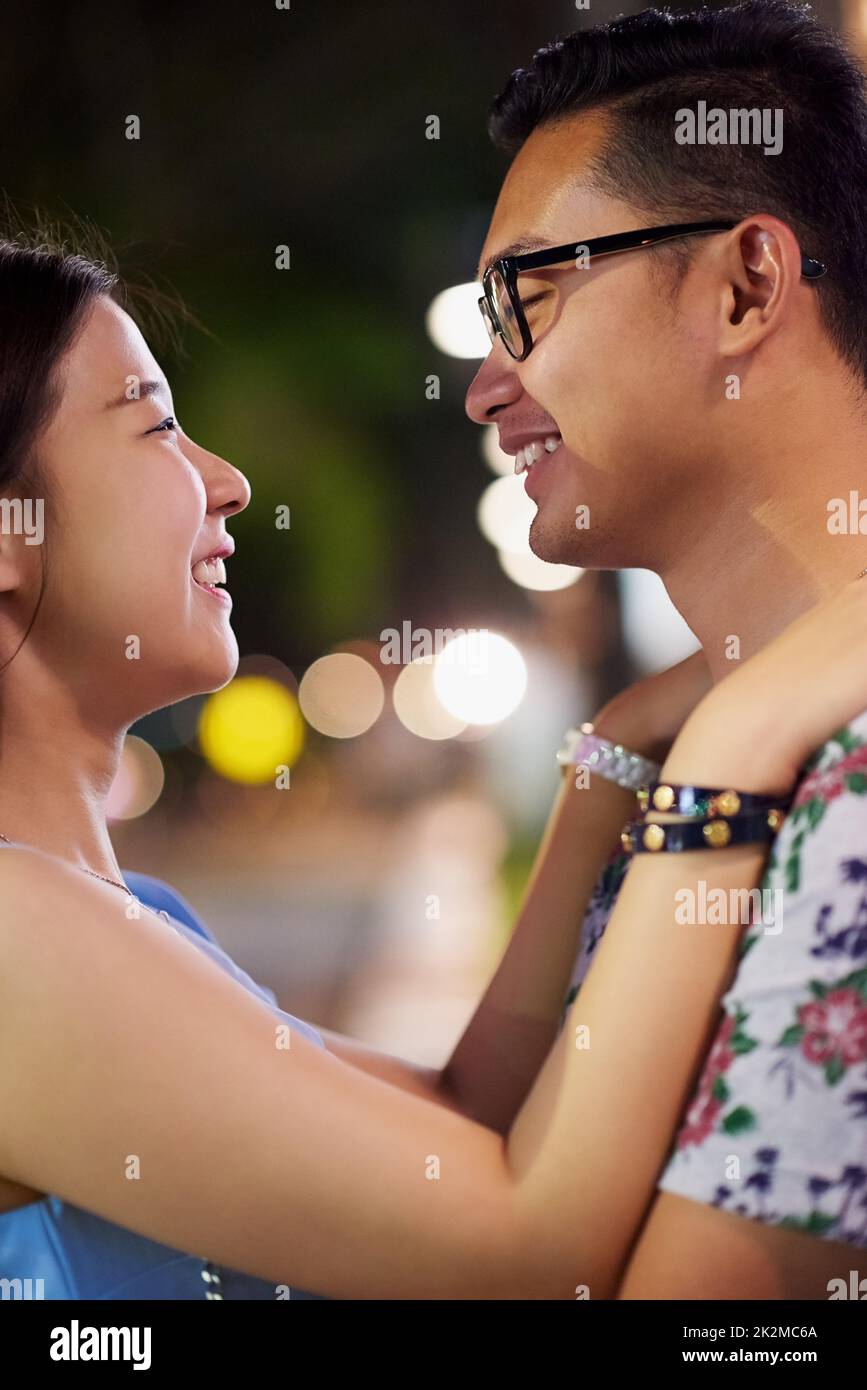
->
xmin=717 ymin=216 xmax=804 ymax=359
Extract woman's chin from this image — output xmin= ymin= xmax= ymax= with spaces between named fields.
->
xmin=170 ymin=636 xmax=239 ymax=699
xmin=201 ymin=643 xmax=239 ymax=693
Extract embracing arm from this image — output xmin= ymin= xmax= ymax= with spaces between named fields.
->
xmin=321 ymin=654 xmax=713 ymax=1133
xmin=0 ymin=791 xmax=764 ymax=1300
xmin=437 ymin=766 xmax=639 ymax=1131
xmin=317 ymin=767 xmax=639 ymax=1128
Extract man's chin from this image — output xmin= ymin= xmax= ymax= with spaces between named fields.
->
xmin=528 ymin=513 xmax=586 ymax=568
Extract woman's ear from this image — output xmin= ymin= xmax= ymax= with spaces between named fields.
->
xmin=0 ymin=497 xmax=44 ymax=593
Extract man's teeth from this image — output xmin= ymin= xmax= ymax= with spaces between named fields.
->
xmin=515 ymin=435 xmax=561 ymax=475
xmin=192 ymin=557 xmax=227 ymax=586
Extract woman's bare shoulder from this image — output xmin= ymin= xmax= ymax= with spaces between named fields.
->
xmin=0 ymin=841 xmax=92 ymax=922
xmin=0 ymin=840 xmax=90 ymax=887
xmin=0 ymin=833 xmax=514 ymax=1298
xmin=0 ymin=842 xmax=123 ymax=952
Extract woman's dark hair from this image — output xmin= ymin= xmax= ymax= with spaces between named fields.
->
xmin=0 ymin=204 xmax=199 ymax=672
xmin=487 ymin=0 xmax=867 ymax=386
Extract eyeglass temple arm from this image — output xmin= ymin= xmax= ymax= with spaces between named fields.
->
xmin=506 ymin=224 xmax=827 ymax=280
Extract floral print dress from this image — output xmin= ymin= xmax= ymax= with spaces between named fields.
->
xmin=559 ymin=712 xmax=867 ymax=1248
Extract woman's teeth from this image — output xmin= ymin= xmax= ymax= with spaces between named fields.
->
xmin=515 ymin=434 xmax=561 ymax=475
xmin=191 ymin=556 xmax=227 ymax=587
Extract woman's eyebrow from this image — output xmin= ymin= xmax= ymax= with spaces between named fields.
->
xmin=102 ymin=378 xmax=168 ymax=409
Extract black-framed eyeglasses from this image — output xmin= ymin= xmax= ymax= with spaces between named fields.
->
xmin=477 ymin=220 xmax=827 ymax=362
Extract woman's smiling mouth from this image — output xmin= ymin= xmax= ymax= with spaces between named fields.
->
xmin=191 ymin=553 xmax=232 ymax=606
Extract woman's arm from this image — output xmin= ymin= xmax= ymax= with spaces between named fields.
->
xmin=320 ymin=652 xmax=713 ymax=1133
xmin=437 ymin=767 xmax=639 ymax=1130
xmin=0 ymin=849 xmax=517 ymax=1299
xmin=0 ymin=805 xmax=765 ymax=1299
xmin=315 ymin=770 xmax=638 ymax=1126
xmin=503 ymin=831 xmax=768 ymax=1296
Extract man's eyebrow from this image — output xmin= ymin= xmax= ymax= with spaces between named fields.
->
xmin=103 ymin=378 xmax=168 ymax=409
xmin=475 ymin=237 xmax=549 ymax=282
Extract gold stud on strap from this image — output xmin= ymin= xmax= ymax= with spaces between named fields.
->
xmin=714 ymin=789 xmax=741 ymax=818
xmin=702 ymin=819 xmax=732 ymax=847
xmin=651 ymin=784 xmax=675 ymax=811
xmin=642 ymin=823 xmax=666 ymax=851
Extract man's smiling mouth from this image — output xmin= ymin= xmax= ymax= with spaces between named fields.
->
xmin=513 ymin=433 xmax=562 ymax=476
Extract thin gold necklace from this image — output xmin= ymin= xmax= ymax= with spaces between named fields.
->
xmin=0 ymin=832 xmax=172 ymax=923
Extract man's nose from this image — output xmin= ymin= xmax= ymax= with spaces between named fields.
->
xmin=464 ymin=344 xmax=523 ymax=425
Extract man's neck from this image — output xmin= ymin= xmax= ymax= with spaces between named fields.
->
xmin=659 ymin=396 xmax=867 ymax=683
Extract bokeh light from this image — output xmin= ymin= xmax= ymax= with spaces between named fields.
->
xmin=477 ymin=475 xmax=536 ymax=554
xmin=131 ymin=697 xmax=205 ymax=751
xmin=434 ymin=632 xmax=527 ymax=726
xmin=618 ymin=568 xmax=700 ymax=673
xmin=299 ymin=652 xmax=385 ymax=738
xmin=392 ymin=657 xmax=468 ymax=740
xmin=481 ymin=424 xmax=514 ymax=476
xmin=198 ymin=676 xmax=305 ymax=783
xmin=235 ymin=652 xmax=299 ymax=695
xmin=425 ymin=282 xmax=490 ymax=359
xmin=107 ymin=735 xmax=165 ymax=820
xmin=498 ymin=548 xmax=583 ymax=592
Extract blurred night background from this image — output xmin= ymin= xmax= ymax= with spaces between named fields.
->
xmin=3 ymin=0 xmax=860 ymax=1059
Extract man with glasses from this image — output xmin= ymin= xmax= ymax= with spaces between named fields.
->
xmin=462 ymin=0 xmax=867 ymax=1296
xmin=478 ymin=220 xmax=825 ymax=365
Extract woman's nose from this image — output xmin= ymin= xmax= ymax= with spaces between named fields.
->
xmin=200 ymin=448 xmax=252 ymax=516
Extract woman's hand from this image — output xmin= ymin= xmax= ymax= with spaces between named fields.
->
xmin=666 ymin=575 xmax=867 ymax=794
xmin=592 ymin=648 xmax=713 ymax=765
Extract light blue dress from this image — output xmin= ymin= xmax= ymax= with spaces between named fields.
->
xmin=0 ymin=867 xmax=327 ymax=1299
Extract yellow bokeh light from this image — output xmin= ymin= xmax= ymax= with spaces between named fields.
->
xmin=198 ymin=676 xmax=305 ymax=784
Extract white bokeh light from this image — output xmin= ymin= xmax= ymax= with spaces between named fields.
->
xmin=477 ymin=475 xmax=536 ymax=554
xmin=481 ymin=424 xmax=514 ymax=476
xmin=393 ymin=657 xmax=468 ymax=740
xmin=434 ymin=632 xmax=527 ymax=726
xmin=498 ymin=548 xmax=583 ymax=592
xmin=618 ymin=569 xmax=700 ymax=672
xmin=425 ymin=282 xmax=490 ymax=360
xmin=299 ymin=653 xmax=385 ymax=738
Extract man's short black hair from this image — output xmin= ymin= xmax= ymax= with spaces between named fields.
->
xmin=488 ymin=0 xmax=867 ymax=387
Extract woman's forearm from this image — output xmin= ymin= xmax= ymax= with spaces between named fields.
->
xmin=440 ymin=749 xmax=642 ymax=1134
xmin=500 ymin=742 xmax=775 ymax=1298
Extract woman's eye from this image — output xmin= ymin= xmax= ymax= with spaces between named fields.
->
xmin=147 ymin=416 xmax=177 ymax=435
